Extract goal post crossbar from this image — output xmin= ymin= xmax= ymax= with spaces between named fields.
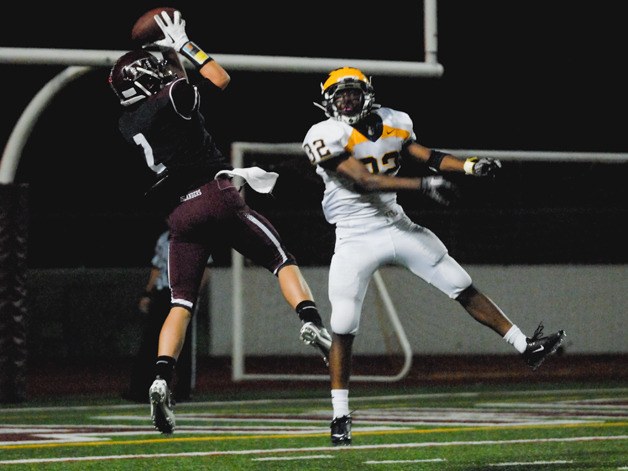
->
xmin=0 ymin=47 xmax=444 ymax=77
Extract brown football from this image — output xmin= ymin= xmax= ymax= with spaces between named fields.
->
xmin=130 ymin=7 xmax=177 ymax=45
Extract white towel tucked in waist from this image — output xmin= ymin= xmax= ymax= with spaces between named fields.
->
xmin=215 ymin=167 xmax=279 ymax=194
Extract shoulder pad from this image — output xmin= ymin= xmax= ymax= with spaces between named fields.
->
xmin=303 ymin=119 xmax=352 ymax=165
xmin=376 ymin=107 xmax=415 ymax=141
xmin=376 ymin=107 xmax=413 ymax=130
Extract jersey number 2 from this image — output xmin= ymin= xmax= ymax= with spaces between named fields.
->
xmin=133 ymin=133 xmax=167 ymax=175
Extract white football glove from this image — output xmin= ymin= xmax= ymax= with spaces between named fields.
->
xmin=420 ymin=176 xmax=459 ymax=206
xmin=153 ymin=10 xmax=189 ymax=51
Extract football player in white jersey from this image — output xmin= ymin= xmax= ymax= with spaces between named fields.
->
xmin=302 ymin=67 xmax=566 ymax=446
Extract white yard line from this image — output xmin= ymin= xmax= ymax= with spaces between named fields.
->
xmin=1 ymin=387 xmax=626 ymax=413
xmin=0 ymin=435 xmax=625 ymax=465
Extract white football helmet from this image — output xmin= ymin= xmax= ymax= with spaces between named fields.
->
xmin=317 ymin=67 xmax=376 ymax=125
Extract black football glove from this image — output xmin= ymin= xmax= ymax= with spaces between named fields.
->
xmin=420 ymin=176 xmax=460 ymax=206
xmin=464 ymin=157 xmax=502 ymax=177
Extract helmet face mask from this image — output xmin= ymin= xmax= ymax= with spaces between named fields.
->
xmin=320 ymin=67 xmax=375 ymax=125
xmin=109 ymin=50 xmax=178 ymax=106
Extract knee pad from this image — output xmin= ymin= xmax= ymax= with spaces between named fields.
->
xmin=431 ymin=254 xmax=472 ymax=299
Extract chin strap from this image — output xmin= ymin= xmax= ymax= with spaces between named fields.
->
xmin=313 ymin=101 xmax=328 ymax=114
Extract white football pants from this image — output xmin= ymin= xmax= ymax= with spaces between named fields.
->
xmin=328 ymin=213 xmax=472 ymax=335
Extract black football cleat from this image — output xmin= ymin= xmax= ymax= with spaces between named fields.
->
xmin=523 ymin=322 xmax=566 ymax=371
xmin=330 ymin=415 xmax=352 ymax=446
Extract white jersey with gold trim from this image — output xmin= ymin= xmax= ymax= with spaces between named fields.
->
xmin=302 ymin=107 xmax=416 ymax=225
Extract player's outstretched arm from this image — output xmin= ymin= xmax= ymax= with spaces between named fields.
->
xmin=405 ymin=142 xmax=501 ymax=177
xmin=197 ymin=60 xmax=230 ymax=91
xmin=153 ymin=10 xmax=230 ymax=90
xmin=334 ymin=155 xmax=457 ymax=205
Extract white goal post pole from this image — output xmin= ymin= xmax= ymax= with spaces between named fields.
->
xmin=371 ymin=271 xmax=414 ymax=381
xmin=0 ymin=66 xmax=92 ymax=184
xmin=443 ymin=149 xmax=628 ymax=163
xmin=424 ymin=0 xmax=440 ymax=65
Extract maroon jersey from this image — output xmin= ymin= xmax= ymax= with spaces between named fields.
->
xmin=119 ymin=78 xmax=232 ymax=204
xmin=117 ymin=77 xmax=296 ymax=311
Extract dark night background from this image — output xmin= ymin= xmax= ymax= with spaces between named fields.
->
xmin=2 ymin=1 xmax=627 ymax=268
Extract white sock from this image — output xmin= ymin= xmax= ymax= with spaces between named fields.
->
xmin=503 ymin=325 xmax=528 ymax=354
xmin=331 ymin=389 xmax=349 ymax=418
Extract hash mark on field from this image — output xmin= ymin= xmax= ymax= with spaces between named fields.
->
xmin=253 ymin=454 xmax=334 ymax=461
xmin=365 ymin=458 xmax=446 ymax=464
xmin=489 ymin=460 xmax=573 ymax=466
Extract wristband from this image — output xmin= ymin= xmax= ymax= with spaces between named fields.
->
xmin=426 ymin=150 xmax=446 ymax=172
xmin=463 ymin=157 xmax=477 ymax=175
xmin=180 ymin=41 xmax=213 ymax=68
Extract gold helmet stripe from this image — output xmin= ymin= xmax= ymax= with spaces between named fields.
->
xmin=322 ymin=67 xmax=369 ymax=92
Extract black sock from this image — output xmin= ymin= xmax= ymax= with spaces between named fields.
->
xmin=296 ymin=300 xmax=323 ymax=326
xmin=155 ymin=355 xmax=176 ymax=385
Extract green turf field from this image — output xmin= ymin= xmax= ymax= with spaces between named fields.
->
xmin=0 ymin=383 xmax=626 ymax=470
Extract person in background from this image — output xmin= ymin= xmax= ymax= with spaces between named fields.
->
xmin=123 ymin=229 xmax=210 ymax=403
xmin=109 ymin=10 xmax=331 ymax=434
xmin=302 ymin=67 xmax=567 ymax=446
